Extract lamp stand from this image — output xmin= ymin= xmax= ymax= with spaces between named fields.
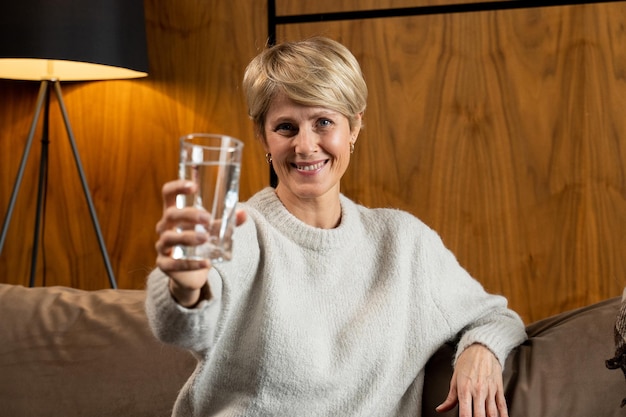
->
xmin=0 ymin=79 xmax=117 ymax=289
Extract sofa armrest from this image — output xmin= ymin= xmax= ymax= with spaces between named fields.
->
xmin=423 ymin=296 xmax=625 ymax=417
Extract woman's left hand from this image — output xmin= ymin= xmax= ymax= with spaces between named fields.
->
xmin=435 ymin=343 xmax=508 ymax=417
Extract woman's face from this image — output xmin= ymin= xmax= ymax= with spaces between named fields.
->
xmin=263 ymin=92 xmax=361 ymax=203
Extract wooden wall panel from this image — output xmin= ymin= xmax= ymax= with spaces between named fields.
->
xmin=0 ymin=0 xmax=624 ymax=323
xmin=276 ymin=2 xmax=626 ymax=322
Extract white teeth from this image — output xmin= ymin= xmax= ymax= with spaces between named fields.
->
xmin=297 ymin=161 xmax=325 ymax=171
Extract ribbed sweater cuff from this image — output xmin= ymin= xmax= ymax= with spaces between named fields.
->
xmin=146 ymin=268 xmax=220 ymax=350
xmin=454 ymin=323 xmax=526 ymax=369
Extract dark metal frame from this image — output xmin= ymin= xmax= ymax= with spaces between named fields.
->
xmin=268 ymin=0 xmax=625 ymax=41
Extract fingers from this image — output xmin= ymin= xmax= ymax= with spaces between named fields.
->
xmin=156 ymin=229 xmax=207 ymax=256
xmin=236 ymin=209 xmax=247 ymax=226
xmin=158 ymin=179 xmax=246 ymax=233
xmin=156 ymin=252 xmax=210 ymax=273
xmin=443 ymin=383 xmax=502 ymax=417
xmin=162 ymin=180 xmax=195 ymax=210
xmin=436 ymin=376 xmax=458 ymax=413
xmin=469 ymin=383 xmax=507 ymax=417
xmin=471 ymin=383 xmax=496 ymax=417
xmin=441 ymin=344 xmax=508 ymax=417
xmin=494 ymin=384 xmax=509 ymax=417
xmin=157 ymin=179 xmax=209 ymax=236
xmin=456 ymin=374 xmax=504 ymax=417
xmin=156 ymin=207 xmax=211 ymax=235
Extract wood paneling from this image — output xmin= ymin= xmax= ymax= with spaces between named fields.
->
xmin=0 ymin=0 xmax=624 ymax=322
xmin=276 ymin=2 xmax=626 ymax=322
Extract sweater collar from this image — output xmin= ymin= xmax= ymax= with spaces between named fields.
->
xmin=246 ymin=187 xmax=362 ymax=251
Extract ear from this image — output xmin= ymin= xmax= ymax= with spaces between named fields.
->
xmin=351 ymin=112 xmax=363 ymax=143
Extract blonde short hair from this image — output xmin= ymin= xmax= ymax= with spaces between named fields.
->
xmin=243 ymin=37 xmax=368 ymax=136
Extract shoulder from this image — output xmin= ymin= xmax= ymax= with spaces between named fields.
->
xmin=341 ymin=197 xmax=449 ymax=257
xmin=345 ymin=196 xmax=436 ymax=237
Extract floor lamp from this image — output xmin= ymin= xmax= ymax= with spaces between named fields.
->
xmin=0 ymin=1 xmax=149 ymax=289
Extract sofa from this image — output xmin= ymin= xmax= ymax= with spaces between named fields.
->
xmin=0 ymin=282 xmax=624 ymax=417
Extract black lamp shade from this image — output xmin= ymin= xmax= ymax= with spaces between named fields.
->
xmin=0 ymin=0 xmax=149 ymax=80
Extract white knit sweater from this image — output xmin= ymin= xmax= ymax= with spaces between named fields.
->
xmin=146 ymin=187 xmax=526 ymax=416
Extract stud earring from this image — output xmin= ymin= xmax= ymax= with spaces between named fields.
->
xmin=265 ymin=153 xmax=272 ymax=164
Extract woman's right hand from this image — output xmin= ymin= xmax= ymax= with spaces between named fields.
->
xmin=155 ymin=180 xmax=247 ymax=307
xmin=155 ymin=180 xmax=213 ymax=307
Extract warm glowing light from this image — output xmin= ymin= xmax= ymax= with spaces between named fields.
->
xmin=0 ymin=58 xmax=147 ymax=81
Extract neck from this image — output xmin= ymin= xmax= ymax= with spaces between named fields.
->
xmin=274 ymin=186 xmax=342 ymax=229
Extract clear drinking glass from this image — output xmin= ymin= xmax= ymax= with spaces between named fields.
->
xmin=172 ymin=133 xmax=243 ymax=262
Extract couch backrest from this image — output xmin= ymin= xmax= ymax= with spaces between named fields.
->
xmin=0 ymin=284 xmax=196 ymax=417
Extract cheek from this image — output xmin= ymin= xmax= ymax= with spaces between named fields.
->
xmin=329 ymin=133 xmax=351 ymax=158
xmin=328 ymin=141 xmax=352 ymax=174
xmin=264 ymin=134 xmax=286 ymax=155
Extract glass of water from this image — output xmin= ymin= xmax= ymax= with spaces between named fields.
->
xmin=173 ymin=133 xmax=243 ymax=262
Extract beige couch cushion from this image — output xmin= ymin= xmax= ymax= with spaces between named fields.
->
xmin=0 ymin=284 xmax=195 ymax=417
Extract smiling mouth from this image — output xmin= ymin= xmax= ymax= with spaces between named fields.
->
xmin=293 ymin=160 xmax=327 ymax=172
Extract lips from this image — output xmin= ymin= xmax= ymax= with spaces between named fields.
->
xmin=293 ymin=160 xmax=327 ymax=172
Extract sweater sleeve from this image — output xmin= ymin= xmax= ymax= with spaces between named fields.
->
xmin=419 ymin=226 xmax=527 ymax=368
xmin=145 ymin=267 xmax=223 ymax=354
xmin=144 ymin=206 xmax=260 ymax=355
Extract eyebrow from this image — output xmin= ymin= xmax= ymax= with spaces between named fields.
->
xmin=268 ymin=109 xmax=340 ymax=123
xmin=310 ymin=109 xmax=340 ymax=118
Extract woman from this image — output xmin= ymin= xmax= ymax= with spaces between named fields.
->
xmin=147 ymin=37 xmax=526 ymax=416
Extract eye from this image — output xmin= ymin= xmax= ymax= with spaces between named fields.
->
xmin=317 ymin=118 xmax=334 ymax=128
xmin=274 ymin=122 xmax=297 ymax=135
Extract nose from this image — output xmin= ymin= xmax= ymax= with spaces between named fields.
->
xmin=294 ymin=128 xmax=318 ymax=156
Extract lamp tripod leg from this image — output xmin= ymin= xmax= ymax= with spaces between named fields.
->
xmin=53 ymin=81 xmax=118 ymax=289
xmin=29 ymin=82 xmax=53 ymax=287
xmin=0 ymin=81 xmax=48 ymax=257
